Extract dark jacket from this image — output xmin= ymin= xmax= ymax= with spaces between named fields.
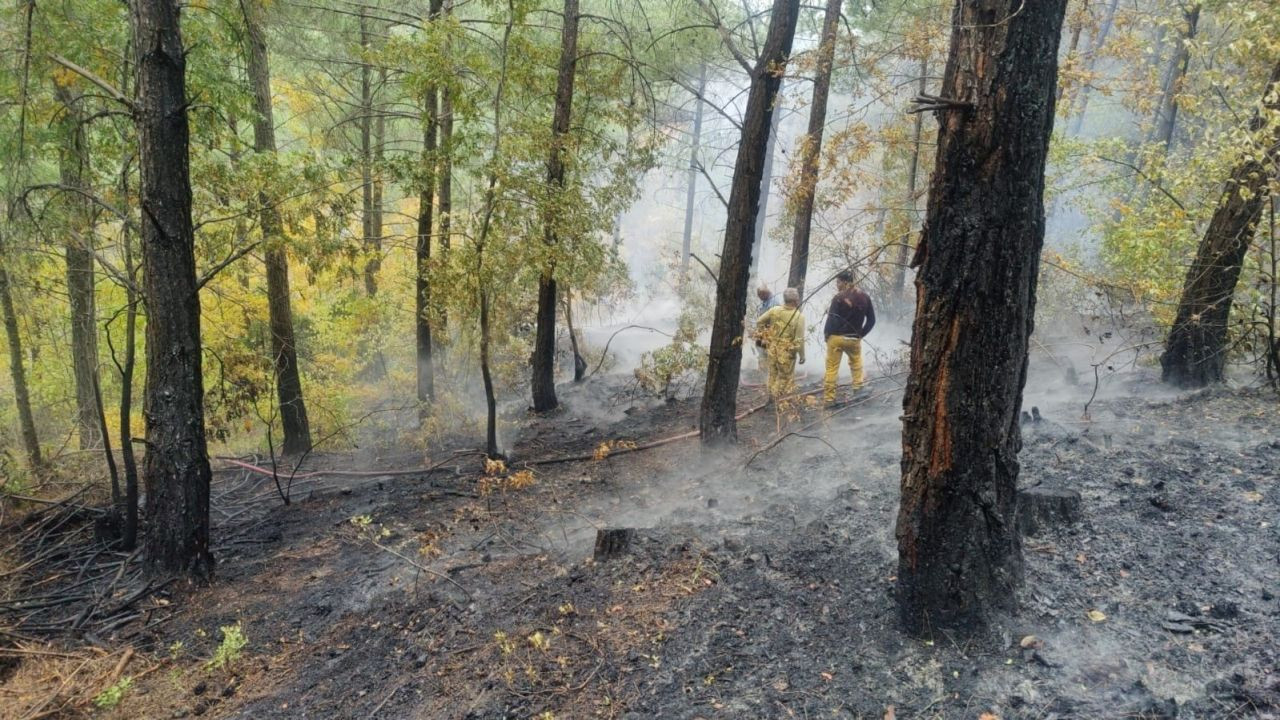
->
xmin=823 ymin=288 xmax=875 ymax=339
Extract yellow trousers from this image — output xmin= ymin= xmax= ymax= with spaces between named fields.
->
xmin=766 ymin=351 xmax=798 ymax=400
xmin=824 ymin=336 xmax=863 ymax=403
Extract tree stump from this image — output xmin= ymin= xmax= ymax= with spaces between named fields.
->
xmin=1017 ymin=487 xmax=1082 ymax=536
xmin=593 ymin=528 xmax=634 ymax=561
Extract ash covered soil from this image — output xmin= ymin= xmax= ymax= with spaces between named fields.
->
xmin=10 ymin=369 xmax=1279 ymax=719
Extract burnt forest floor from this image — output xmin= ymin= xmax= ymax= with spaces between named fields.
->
xmin=2 ymin=363 xmax=1279 ymax=720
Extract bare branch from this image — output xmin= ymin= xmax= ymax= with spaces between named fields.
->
xmin=48 ymin=54 xmax=136 ymax=111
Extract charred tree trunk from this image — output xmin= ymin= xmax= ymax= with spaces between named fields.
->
xmin=54 ymin=86 xmax=101 ymax=450
xmin=1066 ymin=0 xmax=1118 ymax=136
xmin=118 ymin=185 xmax=141 ymax=552
xmin=786 ymin=0 xmax=841 ymax=298
xmin=1161 ymin=60 xmax=1280 ymax=388
xmin=698 ymin=0 xmax=800 ymax=444
xmin=531 ymin=0 xmax=580 ymax=414
xmin=0 ymin=257 xmax=40 ymax=468
xmin=130 ymin=0 xmax=214 ymax=578
xmin=241 ymin=0 xmax=312 ymax=456
xmin=895 ymin=0 xmax=1066 ymax=634
xmin=1150 ymin=5 xmax=1199 ymax=153
xmin=681 ymin=64 xmax=708 ymax=280
xmin=415 ymin=0 xmax=444 ymax=417
xmin=892 ymin=58 xmax=929 ymax=298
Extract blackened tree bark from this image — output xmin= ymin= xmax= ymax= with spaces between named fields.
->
xmin=896 ymin=0 xmax=1066 ymax=634
xmin=130 ymin=0 xmax=214 ymax=578
xmin=892 ymin=57 xmax=928 ymax=298
xmin=117 ymin=178 xmax=141 ymax=551
xmin=241 ymin=0 xmax=312 ymax=455
xmin=698 ymin=0 xmax=800 ymax=444
xmin=531 ymin=0 xmax=580 ymax=414
xmin=786 ymin=0 xmax=842 ymax=297
xmin=1150 ymin=4 xmax=1199 ymax=152
xmin=54 ymin=85 xmax=101 ymax=450
xmin=681 ymin=64 xmax=707 ymax=280
xmin=416 ymin=0 xmax=445 ymax=418
xmin=0 ymin=253 xmax=41 ymax=468
xmin=1161 ymin=60 xmax=1280 ymax=387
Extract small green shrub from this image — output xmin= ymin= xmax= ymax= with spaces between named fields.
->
xmin=93 ymin=676 xmax=133 ymax=709
xmin=205 ymin=622 xmax=247 ymax=672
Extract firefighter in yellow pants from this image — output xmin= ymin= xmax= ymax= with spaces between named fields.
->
xmin=822 ymin=271 xmax=876 ymax=405
xmin=824 ymin=335 xmax=863 ymax=402
xmin=755 ymin=288 xmax=806 ymax=401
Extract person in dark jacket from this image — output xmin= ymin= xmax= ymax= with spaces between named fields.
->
xmin=822 ymin=271 xmax=875 ymax=403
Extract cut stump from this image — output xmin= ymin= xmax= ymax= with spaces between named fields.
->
xmin=593 ymin=528 xmax=634 ymax=561
xmin=1017 ymin=487 xmax=1082 ymax=536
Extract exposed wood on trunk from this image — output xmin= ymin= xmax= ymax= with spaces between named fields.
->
xmin=241 ymin=0 xmax=312 ymax=456
xmin=130 ymin=0 xmax=214 ymax=578
xmin=54 ymin=85 xmax=100 ymax=450
xmin=681 ymin=64 xmax=708 ymax=281
xmin=1161 ymin=60 xmax=1280 ymax=387
xmin=786 ymin=0 xmax=842 ymax=298
xmin=892 ymin=58 xmax=928 ymax=298
xmin=531 ymin=0 xmax=580 ymax=414
xmin=698 ymin=0 xmax=800 ymax=444
xmin=896 ymin=0 xmax=1066 ymax=634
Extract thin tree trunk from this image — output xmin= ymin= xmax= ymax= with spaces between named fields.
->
xmin=1055 ymin=12 xmax=1083 ymax=105
xmin=563 ymin=288 xmax=586 ymax=382
xmin=371 ymin=65 xmax=386 ymax=270
xmin=119 ymin=212 xmax=141 ymax=552
xmin=699 ymin=0 xmax=800 ymax=444
xmin=359 ymin=10 xmax=378 ymax=296
xmin=0 ymin=258 xmax=40 ymax=468
xmin=54 ymin=86 xmax=100 ymax=450
xmin=896 ymin=0 xmax=1066 ymax=634
xmin=892 ymin=57 xmax=928 ymax=297
xmin=1067 ymin=0 xmax=1119 ymax=136
xmin=116 ymin=53 xmax=140 ymax=552
xmin=681 ymin=64 xmax=708 ymax=280
xmin=531 ymin=0 xmax=580 ymax=414
xmin=241 ymin=0 xmax=312 ymax=455
xmin=130 ymin=0 xmax=213 ymax=578
xmin=475 ymin=6 xmax=516 ymax=459
xmin=786 ymin=0 xmax=842 ymax=297
xmin=415 ymin=0 xmax=444 ymax=419
xmin=750 ymin=82 xmax=782 ymax=281
xmin=437 ymin=74 xmax=453 ymax=342
xmin=1161 ymin=60 xmax=1280 ymax=387
xmin=1150 ymin=4 xmax=1199 ymax=153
